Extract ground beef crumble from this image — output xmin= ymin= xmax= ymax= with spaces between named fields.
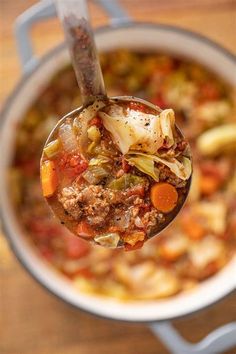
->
xmin=159 ymin=165 xmax=187 ymax=188
xmin=58 ymin=181 xmax=164 ymax=232
xmin=58 ymin=184 xmax=124 ymax=226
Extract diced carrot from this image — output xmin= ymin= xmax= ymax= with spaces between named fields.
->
xmin=89 ymin=116 xmax=102 ymax=128
xmin=199 ymin=175 xmax=221 ymax=196
xmin=123 ymin=231 xmax=145 ymax=246
xmin=41 ymin=160 xmax=58 ymax=197
xmin=181 ymin=215 xmax=205 ymax=240
xmin=76 ymin=221 xmax=95 ymax=239
xmin=150 ymin=182 xmax=178 ymax=213
xmin=125 ymin=240 xmax=144 ymax=251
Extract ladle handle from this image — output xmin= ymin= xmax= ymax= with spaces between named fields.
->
xmin=55 ymin=0 xmax=107 ymax=105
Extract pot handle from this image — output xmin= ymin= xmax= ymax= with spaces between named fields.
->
xmin=15 ymin=0 xmax=130 ymax=73
xmin=149 ymin=321 xmax=236 ymax=354
xmin=94 ymin=0 xmax=131 ymax=25
xmin=15 ymin=0 xmax=57 ymax=73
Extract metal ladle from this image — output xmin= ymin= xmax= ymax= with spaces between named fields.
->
xmin=41 ymin=0 xmax=192 ymax=247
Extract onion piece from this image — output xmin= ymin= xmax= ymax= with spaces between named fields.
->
xmin=59 ymin=123 xmax=78 ymax=153
xmin=113 ymin=211 xmax=131 ymax=230
xmin=73 ymin=100 xmax=106 ymax=155
xmin=134 ymin=216 xmax=144 ymax=228
xmin=94 ymin=233 xmax=120 ymax=248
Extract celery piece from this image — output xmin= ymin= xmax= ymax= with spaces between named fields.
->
xmin=43 ymin=139 xmax=60 ymax=158
xmin=108 ymin=173 xmax=146 ymax=190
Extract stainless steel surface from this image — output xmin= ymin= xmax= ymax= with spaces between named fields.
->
xmin=55 ymin=0 xmax=106 ymax=105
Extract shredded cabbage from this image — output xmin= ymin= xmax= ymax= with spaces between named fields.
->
xmin=127 ymin=151 xmax=192 ymax=180
xmin=125 ymin=155 xmax=159 ymax=181
xmin=99 ymin=104 xmax=176 ymax=154
xmin=159 ymin=109 xmax=175 ymax=148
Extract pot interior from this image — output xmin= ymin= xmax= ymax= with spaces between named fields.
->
xmin=1 ymin=24 xmax=236 ymax=322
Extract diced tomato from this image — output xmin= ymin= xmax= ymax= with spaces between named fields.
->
xmin=74 ymin=159 xmax=88 ymax=175
xmin=128 ymin=101 xmax=147 ymax=112
xmin=58 ymin=153 xmax=88 ymax=178
xmin=28 ymin=220 xmax=61 ymax=240
xmin=200 ymin=160 xmax=230 ymax=183
xmin=65 ymin=234 xmax=90 ymax=259
xmin=75 ymin=268 xmax=94 ymax=278
xmin=151 ymin=95 xmax=167 ymax=109
xmin=200 ymin=82 xmax=220 ymax=101
xmin=89 ymin=116 xmax=102 ymax=128
xmin=126 ymin=185 xmax=145 ymax=197
xmin=122 ymin=157 xmax=131 ymax=173
xmin=39 ymin=245 xmax=54 ymax=261
xmin=76 ymin=221 xmax=95 ymax=239
xmin=17 ymin=159 xmax=38 ymax=176
xmin=125 ymin=240 xmax=144 ymax=251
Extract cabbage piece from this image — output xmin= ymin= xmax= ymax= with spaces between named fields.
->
xmin=94 ymin=233 xmax=120 ymax=248
xmin=159 ymin=109 xmax=175 ymax=148
xmin=128 ymin=151 xmax=192 ymax=181
xmin=99 ymin=104 xmax=177 ymax=154
xmin=193 ymin=201 xmax=227 ymax=234
xmin=189 ymin=236 xmax=225 ymax=269
xmin=73 ymin=100 xmax=106 ymax=153
xmin=89 ymin=156 xmax=111 ymax=166
xmin=82 ymin=166 xmax=109 ymax=184
xmin=197 ymin=124 xmax=236 ymax=156
xmin=125 ymin=155 xmax=159 ymax=181
xmin=107 ymin=173 xmax=146 ymax=190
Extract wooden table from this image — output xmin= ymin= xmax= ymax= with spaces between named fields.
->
xmin=0 ymin=1 xmax=236 ymax=354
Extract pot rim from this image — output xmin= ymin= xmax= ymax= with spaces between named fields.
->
xmin=1 ymin=21 xmax=235 ymax=126
xmin=1 ymin=22 xmax=236 ymax=323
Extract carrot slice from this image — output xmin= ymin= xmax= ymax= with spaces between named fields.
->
xmin=181 ymin=215 xmax=205 ymax=240
xmin=150 ymin=182 xmax=178 ymax=213
xmin=199 ymin=175 xmax=220 ymax=196
xmin=41 ymin=160 xmax=58 ymax=197
xmin=76 ymin=221 xmax=95 ymax=239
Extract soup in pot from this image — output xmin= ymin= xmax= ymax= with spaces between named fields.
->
xmin=10 ymin=50 xmax=236 ymax=300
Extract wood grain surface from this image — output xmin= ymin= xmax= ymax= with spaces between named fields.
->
xmin=0 ymin=1 xmax=236 ymax=354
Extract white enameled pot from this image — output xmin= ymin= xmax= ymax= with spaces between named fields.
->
xmin=0 ymin=1 xmax=236 ymax=353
